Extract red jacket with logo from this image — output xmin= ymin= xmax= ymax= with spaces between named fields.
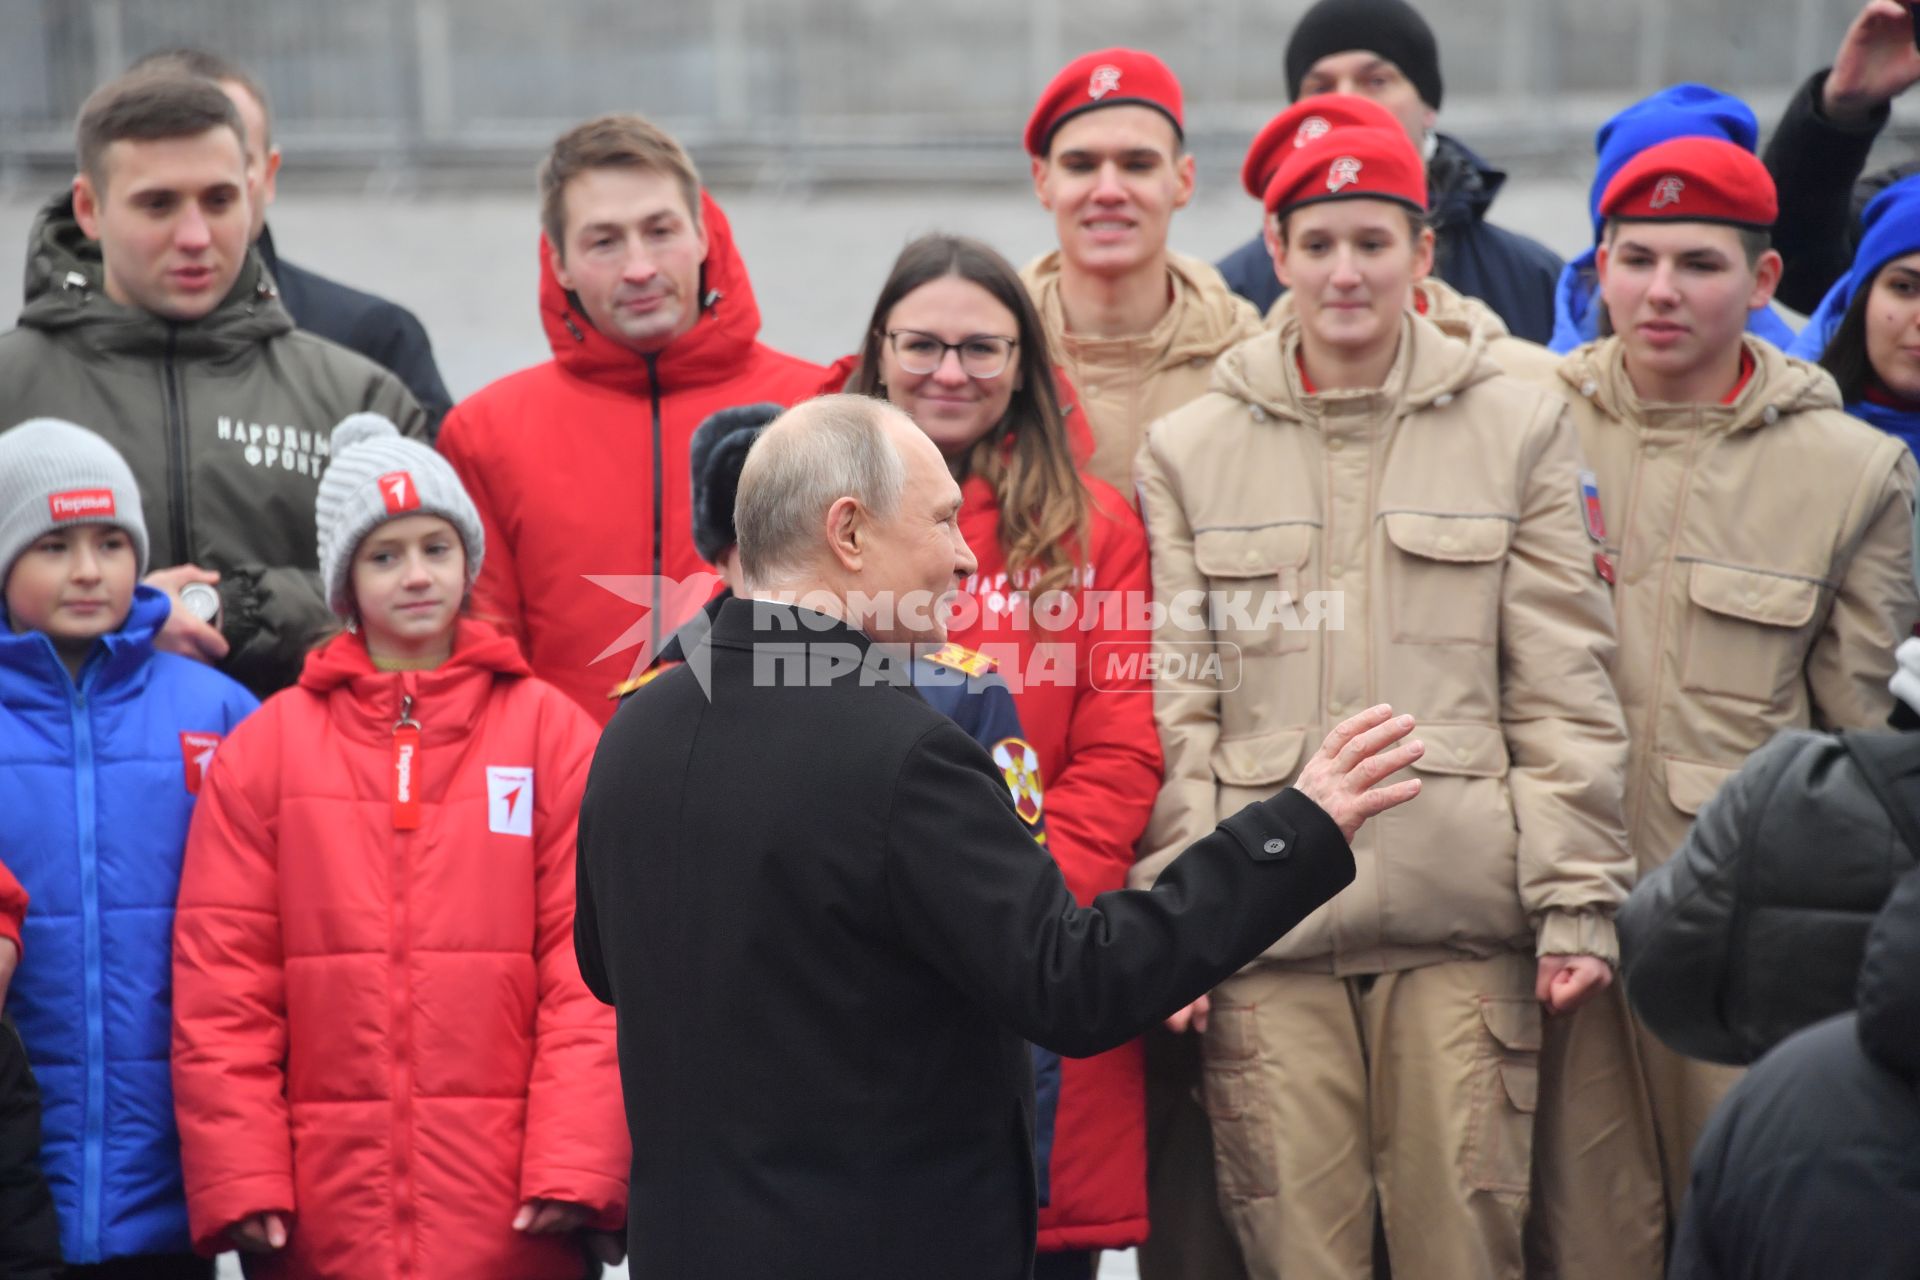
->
xmin=171 ymin=622 xmax=627 ymax=1279
xmin=438 ymin=194 xmax=826 ymax=723
xmin=819 ymin=356 xmax=1163 ymax=1250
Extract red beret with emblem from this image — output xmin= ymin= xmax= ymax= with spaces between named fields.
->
xmin=1241 ymin=94 xmax=1405 ymax=201
xmin=1025 ymin=48 xmax=1184 ymax=158
xmin=1598 ymin=135 xmax=1777 ymax=229
xmin=1262 ymin=124 xmax=1427 ymax=218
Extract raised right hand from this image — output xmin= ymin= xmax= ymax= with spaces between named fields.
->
xmin=228 ymin=1211 xmax=288 ymax=1252
xmin=1289 ymin=705 xmax=1423 ymax=842
xmin=143 ymin=564 xmax=230 ymax=664
xmin=1825 ymin=1 xmax=1920 ymax=125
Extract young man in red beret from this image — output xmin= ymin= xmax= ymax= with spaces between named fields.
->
xmin=1135 ymin=100 xmax=1631 ymax=1280
xmin=1021 ymin=46 xmax=1266 ymax=1280
xmin=1533 ymin=135 xmax=1920 ymax=1276
xmin=1023 ymin=48 xmax=1262 ymax=504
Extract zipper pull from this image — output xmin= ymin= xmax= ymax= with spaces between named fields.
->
xmin=392 ymin=693 xmax=422 ymax=831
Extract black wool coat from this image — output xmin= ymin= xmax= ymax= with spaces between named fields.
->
xmin=575 ymin=598 xmax=1356 ymax=1279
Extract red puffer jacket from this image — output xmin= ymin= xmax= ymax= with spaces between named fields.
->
xmin=438 ymin=194 xmax=826 ymax=724
xmin=171 ymin=622 xmax=627 ymax=1279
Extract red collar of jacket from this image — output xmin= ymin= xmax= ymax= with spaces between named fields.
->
xmin=538 ymin=190 xmax=770 ymax=396
xmin=298 ymin=619 xmax=530 ymax=744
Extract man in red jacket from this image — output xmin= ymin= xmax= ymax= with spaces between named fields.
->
xmin=438 ymin=114 xmax=825 ymax=722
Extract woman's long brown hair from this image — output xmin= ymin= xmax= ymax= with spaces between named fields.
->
xmin=848 ymin=234 xmax=1090 ymax=599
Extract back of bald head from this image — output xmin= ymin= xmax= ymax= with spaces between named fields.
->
xmin=735 ymin=395 xmax=910 ymax=589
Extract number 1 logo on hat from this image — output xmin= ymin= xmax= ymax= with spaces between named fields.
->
xmin=379 ymin=471 xmax=420 ymax=515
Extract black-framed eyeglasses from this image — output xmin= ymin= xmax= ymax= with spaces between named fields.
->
xmin=884 ymin=329 xmax=1018 ymax=379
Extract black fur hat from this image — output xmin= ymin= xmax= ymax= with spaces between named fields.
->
xmin=690 ymin=402 xmax=784 ymax=563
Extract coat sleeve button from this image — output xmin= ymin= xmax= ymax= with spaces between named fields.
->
xmin=1263 ymin=837 xmax=1288 ymax=855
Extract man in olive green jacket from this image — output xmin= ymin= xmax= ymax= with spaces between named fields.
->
xmin=0 ymin=71 xmax=424 ymax=697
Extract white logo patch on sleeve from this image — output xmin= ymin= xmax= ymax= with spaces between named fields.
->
xmin=486 ymin=766 xmax=535 ymax=837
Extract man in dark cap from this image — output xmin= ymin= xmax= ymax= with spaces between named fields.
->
xmin=1215 ymin=0 xmax=1562 ymax=344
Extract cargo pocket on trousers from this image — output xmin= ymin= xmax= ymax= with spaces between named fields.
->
xmin=1465 ymin=995 xmax=1540 ymax=1196
xmin=1199 ymin=1000 xmax=1278 ymax=1201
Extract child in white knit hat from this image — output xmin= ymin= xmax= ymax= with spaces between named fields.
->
xmin=169 ymin=414 xmax=629 ymax=1279
xmin=0 ymin=416 xmax=257 ymax=1275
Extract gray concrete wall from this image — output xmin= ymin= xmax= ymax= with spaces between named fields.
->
xmin=0 ymin=0 xmax=1880 ymax=186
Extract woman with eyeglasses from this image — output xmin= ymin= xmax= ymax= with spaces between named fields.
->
xmin=824 ymin=233 xmax=1162 ymax=1278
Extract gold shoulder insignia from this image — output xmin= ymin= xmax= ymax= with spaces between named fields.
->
xmin=923 ymin=642 xmax=997 ymax=677
xmin=607 ymin=661 xmax=678 ymax=700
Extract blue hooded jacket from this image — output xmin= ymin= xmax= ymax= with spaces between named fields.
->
xmin=1551 ymin=84 xmax=1799 ymax=354
xmin=0 ymin=586 xmax=256 ymax=1263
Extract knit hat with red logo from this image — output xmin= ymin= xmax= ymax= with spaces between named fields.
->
xmin=1262 ymin=121 xmax=1427 ymax=218
xmin=1025 ymin=48 xmax=1184 ymax=158
xmin=0 ymin=417 xmax=150 ymax=580
xmin=315 ymin=413 xmax=485 ymax=618
xmin=1598 ymin=135 xmax=1777 ymax=229
xmin=1243 ymin=94 xmax=1409 ymax=204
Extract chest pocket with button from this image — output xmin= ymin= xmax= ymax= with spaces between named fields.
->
xmin=1381 ymin=512 xmax=1512 ymax=647
xmin=1680 ymin=561 xmax=1823 ymax=705
xmin=1193 ymin=525 xmax=1314 ymax=656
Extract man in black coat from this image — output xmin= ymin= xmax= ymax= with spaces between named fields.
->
xmin=574 ymin=394 xmax=1424 ymax=1280
xmin=1668 ymin=861 xmax=1920 ymax=1279
xmin=1213 ymin=0 xmax=1561 ymax=342
xmin=130 ymin=49 xmax=455 ymax=433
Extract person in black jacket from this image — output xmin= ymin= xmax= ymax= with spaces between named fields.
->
xmin=1213 ymin=0 xmax=1561 ymax=342
xmin=1763 ymin=0 xmax=1920 ymax=314
xmin=574 ymin=394 xmax=1424 ymax=1280
xmin=129 ymin=48 xmax=455 ymax=434
xmin=1667 ymin=860 xmax=1920 ymax=1279
xmin=1618 ymin=635 xmax=1920 ymax=1065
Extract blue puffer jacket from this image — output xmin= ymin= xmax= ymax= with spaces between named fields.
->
xmin=0 ymin=586 xmax=256 ymax=1264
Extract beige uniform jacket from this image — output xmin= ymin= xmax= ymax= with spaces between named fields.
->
xmin=1023 ymin=250 xmax=1263 ymax=499
xmin=1135 ymin=314 xmax=1632 ymax=974
xmin=1267 ymin=277 xmax=1561 ymax=383
xmin=1552 ymin=338 xmax=1920 ymax=875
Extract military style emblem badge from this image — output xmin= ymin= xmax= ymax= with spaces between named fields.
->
xmin=991 ymin=737 xmax=1046 ymax=827
xmin=1651 ymin=176 xmax=1685 ymax=210
xmin=1088 ymin=64 xmax=1122 ymax=100
xmin=1327 ymin=156 xmax=1363 ymax=192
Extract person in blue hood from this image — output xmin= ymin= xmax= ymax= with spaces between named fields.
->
xmin=1790 ymin=175 xmax=1920 ymax=454
xmin=1789 ymin=175 xmax=1920 ymax=586
xmin=1551 ymin=84 xmax=1801 ymax=354
xmin=0 ymin=418 xmax=256 ymax=1276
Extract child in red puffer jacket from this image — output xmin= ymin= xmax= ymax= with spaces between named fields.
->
xmin=171 ymin=414 xmax=628 ymax=1279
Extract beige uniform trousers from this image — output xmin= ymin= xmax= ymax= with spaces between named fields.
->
xmin=1526 ymin=983 xmax=1741 ymax=1279
xmin=1201 ymin=954 xmax=1539 ymax=1280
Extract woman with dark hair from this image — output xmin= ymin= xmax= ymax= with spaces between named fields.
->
xmin=825 ymin=233 xmax=1163 ymax=1277
xmin=1790 ymin=175 xmax=1920 ymax=456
